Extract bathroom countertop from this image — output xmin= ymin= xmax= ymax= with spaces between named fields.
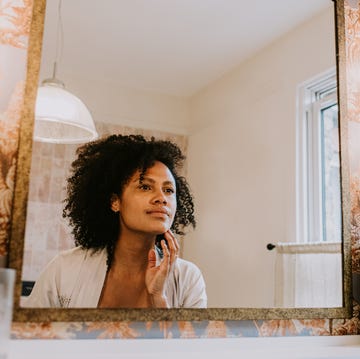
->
xmin=8 ymin=335 xmax=360 ymax=359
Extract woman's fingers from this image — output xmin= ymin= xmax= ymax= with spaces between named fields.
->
xmin=146 ymin=243 xmax=169 ymax=304
xmin=164 ymin=230 xmax=179 ymax=266
xmin=160 ymin=239 xmax=170 ymax=273
xmin=147 ymin=248 xmax=157 ymax=269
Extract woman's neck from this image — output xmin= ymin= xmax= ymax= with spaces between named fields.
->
xmin=110 ymin=231 xmax=156 ymax=274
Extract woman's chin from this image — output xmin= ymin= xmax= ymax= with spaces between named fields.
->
xmin=152 ymin=225 xmax=170 ymax=235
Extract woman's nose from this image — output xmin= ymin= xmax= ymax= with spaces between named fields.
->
xmin=153 ymin=189 xmax=167 ymax=204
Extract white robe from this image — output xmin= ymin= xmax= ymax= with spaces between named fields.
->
xmin=24 ymin=246 xmax=207 ymax=308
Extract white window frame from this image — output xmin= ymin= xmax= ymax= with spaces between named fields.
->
xmin=296 ymin=68 xmax=338 ymax=243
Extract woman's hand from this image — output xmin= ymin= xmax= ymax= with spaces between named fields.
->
xmin=145 ymin=230 xmax=179 ymax=308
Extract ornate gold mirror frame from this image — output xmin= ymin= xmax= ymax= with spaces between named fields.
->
xmin=6 ymin=0 xmax=354 ymax=324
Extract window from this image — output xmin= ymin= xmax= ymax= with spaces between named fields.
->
xmin=296 ymin=69 xmax=341 ymax=243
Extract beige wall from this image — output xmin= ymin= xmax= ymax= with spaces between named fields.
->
xmin=183 ymin=7 xmax=335 ymax=307
xmin=42 ymin=73 xmax=191 ymax=135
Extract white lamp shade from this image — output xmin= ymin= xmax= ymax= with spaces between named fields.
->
xmin=34 ymin=85 xmax=99 ymax=144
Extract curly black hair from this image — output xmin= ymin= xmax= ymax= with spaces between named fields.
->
xmin=62 ymin=134 xmax=196 ymax=268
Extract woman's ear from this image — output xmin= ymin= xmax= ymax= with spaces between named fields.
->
xmin=110 ymin=194 xmax=120 ymax=213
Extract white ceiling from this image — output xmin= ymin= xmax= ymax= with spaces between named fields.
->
xmin=40 ymin=0 xmax=333 ymax=97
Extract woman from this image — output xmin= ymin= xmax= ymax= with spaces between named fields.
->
xmin=25 ymin=134 xmax=207 ymax=308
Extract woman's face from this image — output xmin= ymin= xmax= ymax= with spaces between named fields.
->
xmin=112 ymin=161 xmax=177 ymax=236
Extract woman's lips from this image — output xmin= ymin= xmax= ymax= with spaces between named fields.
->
xmin=146 ymin=209 xmax=169 ymax=217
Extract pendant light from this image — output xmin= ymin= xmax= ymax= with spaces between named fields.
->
xmin=34 ymin=0 xmax=98 ymax=144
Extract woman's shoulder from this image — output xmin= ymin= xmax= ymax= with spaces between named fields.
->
xmin=175 ymin=257 xmax=203 ymax=277
xmin=53 ymin=246 xmax=107 ymax=267
xmin=169 ymin=257 xmax=207 ymax=308
xmin=57 ymin=246 xmax=105 ymax=257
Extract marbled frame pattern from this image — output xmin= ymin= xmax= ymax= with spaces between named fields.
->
xmin=1 ymin=0 xmax=359 ymax=338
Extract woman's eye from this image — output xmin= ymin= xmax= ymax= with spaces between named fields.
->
xmin=140 ymin=184 xmax=151 ymax=191
xmin=164 ymin=188 xmax=175 ymax=194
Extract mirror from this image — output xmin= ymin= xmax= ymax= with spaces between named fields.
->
xmin=9 ymin=0 xmax=352 ymax=321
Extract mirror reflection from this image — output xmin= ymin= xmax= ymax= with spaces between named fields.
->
xmin=21 ymin=0 xmax=341 ymax=308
